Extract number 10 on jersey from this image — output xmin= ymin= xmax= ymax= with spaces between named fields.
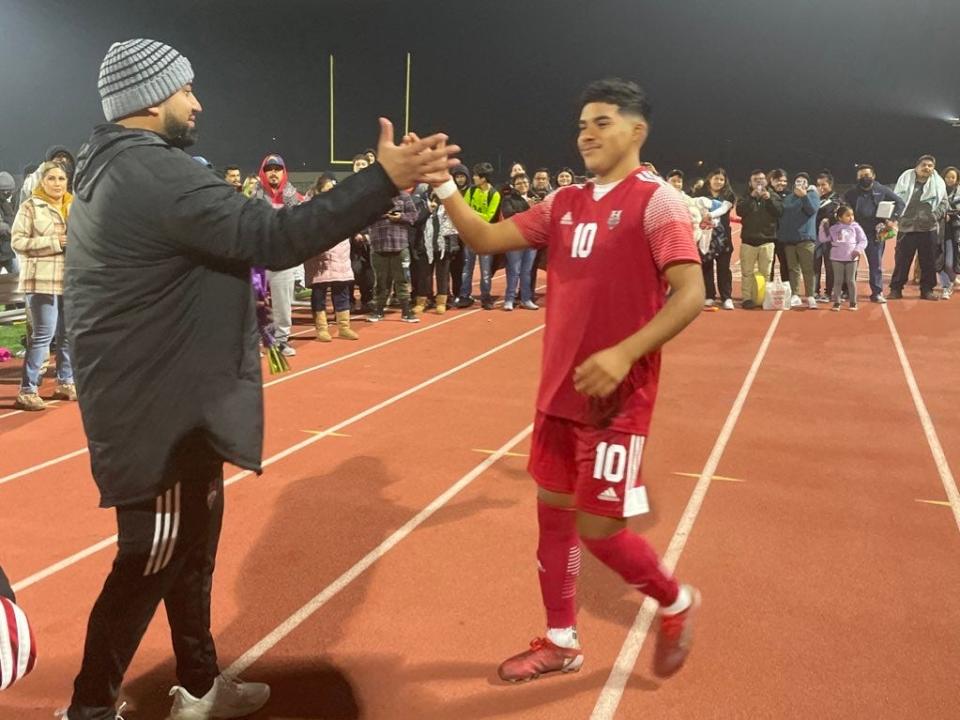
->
xmin=571 ymin=222 xmax=597 ymax=259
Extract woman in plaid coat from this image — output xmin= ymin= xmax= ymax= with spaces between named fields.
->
xmin=11 ymin=161 xmax=75 ymax=410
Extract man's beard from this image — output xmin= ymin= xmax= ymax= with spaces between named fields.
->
xmin=162 ymin=114 xmax=199 ymax=149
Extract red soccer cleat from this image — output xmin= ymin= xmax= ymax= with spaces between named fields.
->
xmin=653 ymin=585 xmax=701 ymax=678
xmin=498 ymin=637 xmax=584 ymax=683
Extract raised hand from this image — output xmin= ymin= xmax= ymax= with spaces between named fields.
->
xmin=376 ymin=119 xmax=461 ymax=191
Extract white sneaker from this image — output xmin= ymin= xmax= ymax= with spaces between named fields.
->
xmin=520 ymin=300 xmax=540 ymax=310
xmin=704 ymin=299 xmax=715 ymax=308
xmin=502 ymin=301 xmax=514 ymax=311
xmin=279 ymin=343 xmax=296 ymax=357
xmin=942 ymin=287 xmax=953 ymax=300
xmin=789 ymin=295 xmax=802 ymax=308
xmin=167 ymin=674 xmax=270 ymax=720
xmin=806 ymin=296 xmax=817 ymax=309
xmin=721 ymin=299 xmax=735 ymax=310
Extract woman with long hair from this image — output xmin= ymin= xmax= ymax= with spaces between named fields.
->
xmin=11 ymin=161 xmax=75 ymax=410
xmin=694 ymin=168 xmax=736 ymax=310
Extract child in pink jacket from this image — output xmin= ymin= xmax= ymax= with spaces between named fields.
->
xmin=818 ymin=205 xmax=868 ymax=311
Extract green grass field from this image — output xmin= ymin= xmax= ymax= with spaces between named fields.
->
xmin=0 ymin=321 xmax=27 ymax=352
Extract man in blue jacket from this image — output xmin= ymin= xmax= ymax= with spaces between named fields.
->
xmin=842 ymin=164 xmax=904 ymax=303
xmin=777 ymin=172 xmax=820 ymax=309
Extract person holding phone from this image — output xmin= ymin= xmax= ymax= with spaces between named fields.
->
xmin=777 ymin=172 xmax=821 ymax=308
xmin=736 ymin=170 xmax=783 ymax=308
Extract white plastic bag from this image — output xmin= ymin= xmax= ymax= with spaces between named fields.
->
xmin=763 ymin=279 xmax=792 ymax=311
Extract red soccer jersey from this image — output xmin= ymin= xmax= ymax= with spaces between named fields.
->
xmin=511 ymin=170 xmax=700 ymax=434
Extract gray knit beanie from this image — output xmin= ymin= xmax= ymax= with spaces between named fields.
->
xmin=98 ymin=39 xmax=194 ymax=122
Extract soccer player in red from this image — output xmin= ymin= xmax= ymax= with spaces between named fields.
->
xmin=430 ymin=79 xmax=706 ymax=682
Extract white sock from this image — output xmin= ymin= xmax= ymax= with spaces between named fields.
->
xmin=546 ymin=626 xmax=580 ymax=649
xmin=660 ymin=585 xmax=692 ymax=616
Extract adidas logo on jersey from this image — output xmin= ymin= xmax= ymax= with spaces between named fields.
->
xmin=560 ymin=211 xmax=574 ymax=226
xmin=597 ymin=487 xmax=619 ymax=502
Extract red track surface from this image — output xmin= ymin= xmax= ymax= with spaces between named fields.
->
xmin=2 ymin=256 xmax=959 ymax=719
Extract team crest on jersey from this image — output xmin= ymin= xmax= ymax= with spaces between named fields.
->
xmin=560 ymin=211 xmax=574 ymax=226
xmin=607 ymin=210 xmax=622 ymax=230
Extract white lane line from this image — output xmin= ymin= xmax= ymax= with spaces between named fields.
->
xmin=0 ymin=448 xmax=89 ymax=487
xmin=0 ymin=285 xmax=545 ymax=484
xmin=0 ymin=399 xmax=62 ymax=421
xmin=12 ymin=325 xmax=544 ymax=594
xmin=881 ymin=305 xmax=960 ymax=533
xmin=226 ymin=422 xmax=534 ymax=676
xmin=590 ymin=310 xmax=783 ymax=720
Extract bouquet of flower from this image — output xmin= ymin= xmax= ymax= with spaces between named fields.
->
xmin=251 ymin=268 xmax=290 ymax=375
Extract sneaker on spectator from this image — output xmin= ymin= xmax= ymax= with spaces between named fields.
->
xmin=52 ymin=383 xmax=78 ymax=401
xmin=721 ymin=299 xmax=734 ymax=310
xmin=703 ymin=299 xmax=715 ymax=308
xmin=832 ymin=303 xmax=841 ymax=312
xmin=869 ymin=294 xmax=886 ymax=304
xmin=456 ymin=297 xmax=475 ymax=309
xmin=848 ymin=304 xmax=859 ymax=311
xmin=741 ymin=299 xmax=756 ymax=310
xmin=887 ymin=289 xmax=903 ymax=300
xmin=497 ymin=637 xmax=583 ymax=683
xmin=15 ymin=392 xmax=45 ymax=411
xmin=815 ymin=294 xmax=830 ymax=304
xmin=167 ymin=674 xmax=270 ymax=720
xmin=481 ymin=298 xmax=495 ymax=311
xmin=806 ymin=296 xmax=817 ymax=310
xmin=503 ymin=301 xmax=514 ymax=311
xmin=789 ymin=295 xmax=802 ymax=308
xmin=366 ymin=308 xmax=384 ymax=323
xmin=56 ymin=702 xmax=128 ymax=720
xmin=279 ymin=343 xmax=296 ymax=357
xmin=920 ymin=292 xmax=939 ymax=301
xmin=941 ymin=287 xmax=953 ymax=300
xmin=521 ymin=300 xmax=539 ymax=310
xmin=401 ymin=308 xmax=420 ymax=323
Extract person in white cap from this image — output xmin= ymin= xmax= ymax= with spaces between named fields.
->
xmin=59 ymin=38 xmax=459 ymax=720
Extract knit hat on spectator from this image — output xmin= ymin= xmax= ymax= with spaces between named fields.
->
xmin=98 ymin=39 xmax=194 ymax=122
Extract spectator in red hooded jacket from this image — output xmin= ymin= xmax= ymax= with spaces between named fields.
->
xmin=250 ymin=153 xmax=302 ymax=356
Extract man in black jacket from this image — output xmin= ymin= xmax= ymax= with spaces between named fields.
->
xmin=842 ymin=164 xmax=905 ymax=303
xmin=736 ymin=170 xmax=783 ymax=308
xmin=62 ymin=38 xmax=457 ymax=720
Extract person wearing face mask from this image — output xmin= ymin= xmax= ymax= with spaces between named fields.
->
xmin=842 ymin=164 xmax=904 ymax=303
xmin=888 ymin=155 xmax=948 ymax=300
xmin=938 ymin=166 xmax=960 ymax=299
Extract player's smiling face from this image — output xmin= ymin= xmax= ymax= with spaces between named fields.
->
xmin=577 ymin=102 xmax=646 ymax=179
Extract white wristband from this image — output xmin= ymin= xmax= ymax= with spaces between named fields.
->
xmin=434 ymin=178 xmax=458 ymax=200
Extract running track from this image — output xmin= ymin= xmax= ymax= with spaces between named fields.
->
xmin=1 ymin=254 xmax=959 ymax=719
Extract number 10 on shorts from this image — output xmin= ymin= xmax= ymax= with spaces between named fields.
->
xmin=593 ymin=441 xmax=627 ymax=483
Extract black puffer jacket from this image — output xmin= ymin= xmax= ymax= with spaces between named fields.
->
xmin=66 ymin=124 xmax=395 ymax=507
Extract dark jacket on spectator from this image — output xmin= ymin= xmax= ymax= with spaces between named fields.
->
xmin=65 ymin=124 xmax=395 ymax=507
xmin=736 ymin=192 xmax=783 ymax=246
xmin=842 ymin=181 xmax=905 ymax=240
xmin=0 ymin=172 xmax=16 ymax=263
xmin=777 ymin=188 xmax=820 ymax=243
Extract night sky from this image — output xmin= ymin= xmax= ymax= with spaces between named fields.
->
xmin=1 ymin=0 xmax=958 ymax=185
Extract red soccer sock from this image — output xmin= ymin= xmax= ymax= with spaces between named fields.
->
xmin=536 ymin=500 xmax=581 ymax=629
xmin=581 ymin=529 xmax=679 ymax=607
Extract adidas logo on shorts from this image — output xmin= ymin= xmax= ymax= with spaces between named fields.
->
xmin=597 ymin=487 xmax=619 ymax=502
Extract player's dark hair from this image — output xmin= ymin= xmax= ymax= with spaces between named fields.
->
xmin=580 ymin=78 xmax=652 ymax=121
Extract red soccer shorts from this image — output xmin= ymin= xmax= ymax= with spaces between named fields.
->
xmin=528 ymin=411 xmax=651 ymax=519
